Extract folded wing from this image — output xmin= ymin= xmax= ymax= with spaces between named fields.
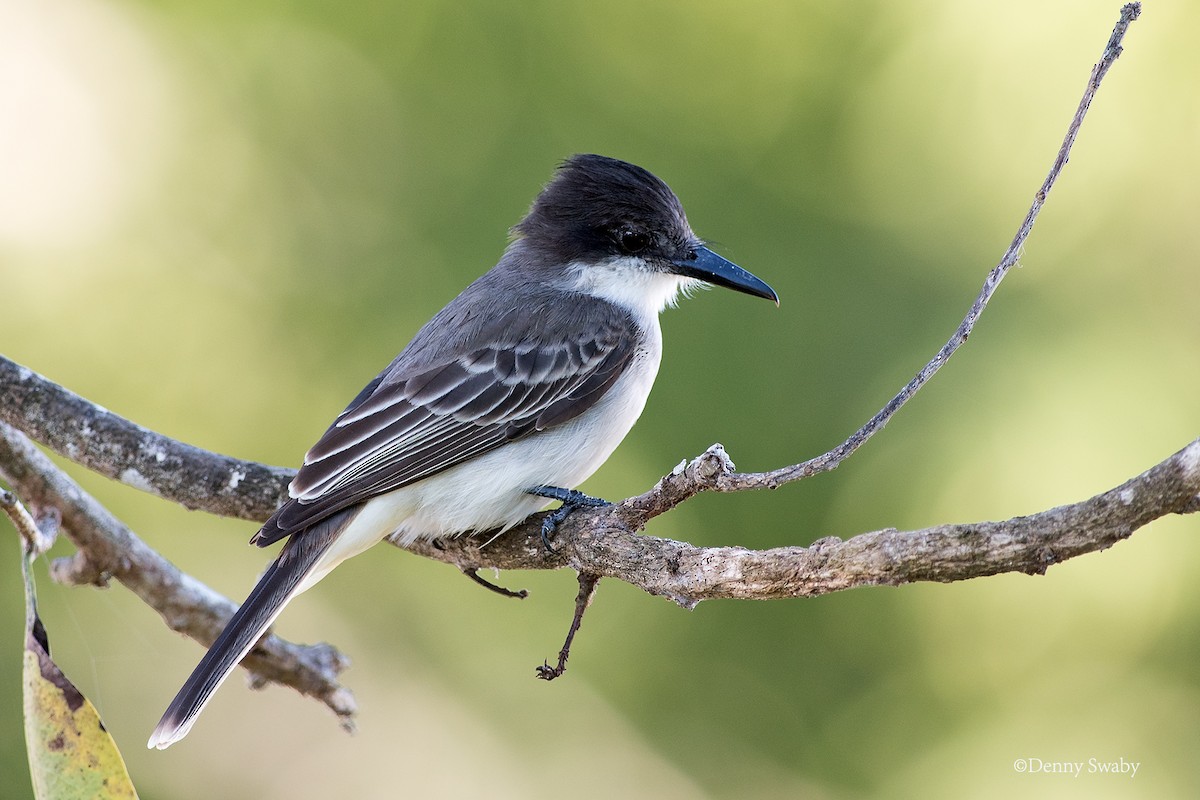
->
xmin=252 ymin=313 xmax=637 ymax=546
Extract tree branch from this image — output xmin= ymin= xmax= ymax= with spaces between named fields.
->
xmin=0 ymin=357 xmax=292 ymax=522
xmin=0 ymin=3 xmax=1161 ymax=730
xmin=401 ymin=440 xmax=1200 ymax=604
xmin=0 ymin=421 xmax=357 ymax=730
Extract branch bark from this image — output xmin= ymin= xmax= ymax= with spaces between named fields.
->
xmin=401 ymin=441 xmax=1200 ymax=604
xmin=0 ymin=421 xmax=357 ymax=730
xmin=0 ymin=3 xmax=1168 ymax=731
xmin=0 ymin=358 xmax=291 ymax=522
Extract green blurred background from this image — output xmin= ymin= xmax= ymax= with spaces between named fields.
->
xmin=1 ymin=0 xmax=1198 ymax=797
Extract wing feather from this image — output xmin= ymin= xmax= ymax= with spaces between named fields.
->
xmin=253 ymin=308 xmax=637 ymax=546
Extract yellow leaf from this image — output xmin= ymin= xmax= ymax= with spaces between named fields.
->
xmin=22 ymin=547 xmax=139 ymax=799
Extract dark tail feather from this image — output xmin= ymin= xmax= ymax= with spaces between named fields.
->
xmin=147 ymin=507 xmax=357 ymax=749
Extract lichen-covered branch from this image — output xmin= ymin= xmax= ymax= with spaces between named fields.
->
xmin=0 ymin=421 xmax=357 ymax=730
xmin=0 ymin=357 xmax=292 ymax=522
xmin=402 ymin=440 xmax=1200 ymax=604
xmin=0 ymin=3 xmax=1161 ymax=730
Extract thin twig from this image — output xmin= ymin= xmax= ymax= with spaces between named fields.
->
xmin=706 ymin=2 xmax=1143 ymax=496
xmin=461 ymin=567 xmax=529 ymax=599
xmin=535 ymin=572 xmax=600 ymax=680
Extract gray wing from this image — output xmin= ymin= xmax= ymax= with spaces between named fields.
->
xmin=252 ymin=315 xmax=636 ymax=546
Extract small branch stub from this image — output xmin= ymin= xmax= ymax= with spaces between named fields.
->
xmin=2 ymin=490 xmax=55 ymax=557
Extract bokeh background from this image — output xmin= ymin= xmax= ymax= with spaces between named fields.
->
xmin=1 ymin=0 xmax=1198 ymax=797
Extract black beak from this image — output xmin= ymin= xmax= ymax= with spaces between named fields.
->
xmin=669 ymin=245 xmax=779 ymax=304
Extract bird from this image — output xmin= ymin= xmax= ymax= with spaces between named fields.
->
xmin=148 ymin=153 xmax=778 ymax=749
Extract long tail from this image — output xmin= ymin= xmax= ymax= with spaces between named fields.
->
xmin=147 ymin=507 xmax=357 ymax=749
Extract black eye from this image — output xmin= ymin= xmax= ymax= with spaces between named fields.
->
xmin=617 ymin=228 xmax=650 ymax=255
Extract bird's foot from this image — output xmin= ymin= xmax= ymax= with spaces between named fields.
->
xmin=527 ymin=485 xmax=610 ymax=553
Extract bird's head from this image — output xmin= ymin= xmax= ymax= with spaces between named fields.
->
xmin=514 ymin=154 xmax=778 ymax=309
